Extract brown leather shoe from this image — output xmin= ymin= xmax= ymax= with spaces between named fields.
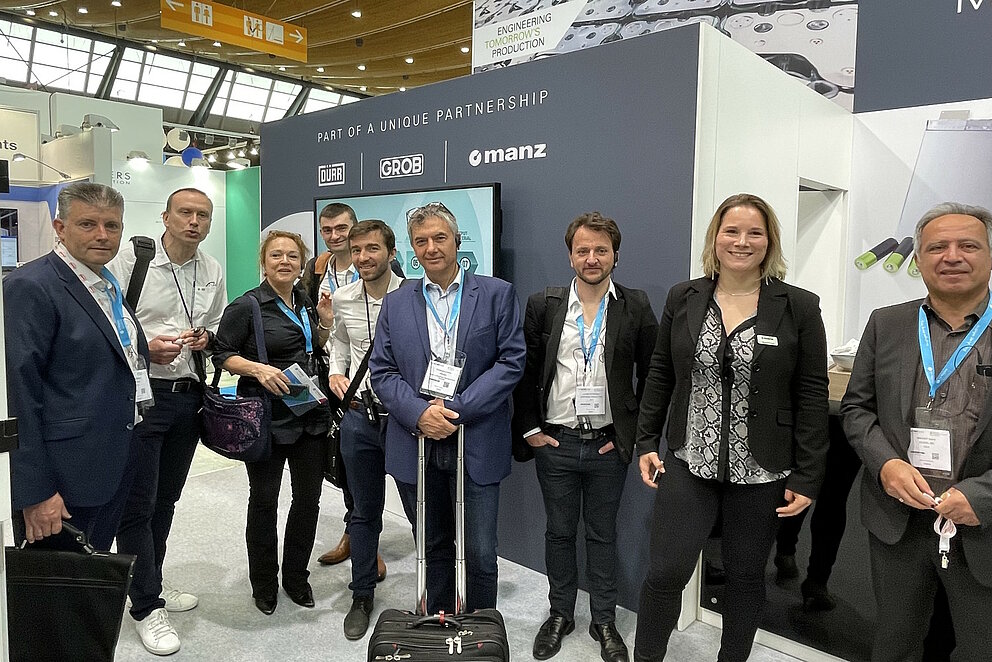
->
xmin=317 ymin=533 xmax=350 ymax=565
xmin=377 ymin=554 xmax=387 ymax=582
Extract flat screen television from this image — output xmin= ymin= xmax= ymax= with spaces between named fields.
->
xmin=313 ymin=183 xmax=501 ymax=278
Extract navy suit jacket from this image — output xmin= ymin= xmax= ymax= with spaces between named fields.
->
xmin=370 ymin=270 xmax=526 ymax=486
xmin=4 ymin=252 xmax=149 ymax=511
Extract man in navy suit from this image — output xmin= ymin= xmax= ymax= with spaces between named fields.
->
xmin=370 ymin=201 xmax=526 ymax=615
xmin=4 ymin=181 xmax=150 ymax=551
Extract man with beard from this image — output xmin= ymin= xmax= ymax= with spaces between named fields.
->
xmin=514 ymin=212 xmax=657 ymax=662
xmin=325 ymin=220 xmax=405 ymax=639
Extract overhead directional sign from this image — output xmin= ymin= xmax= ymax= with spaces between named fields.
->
xmin=160 ymin=0 xmax=308 ymax=63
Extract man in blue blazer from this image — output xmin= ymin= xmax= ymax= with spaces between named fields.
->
xmin=370 ymin=201 xmax=525 ymax=615
xmin=4 ymin=182 xmax=150 ymax=551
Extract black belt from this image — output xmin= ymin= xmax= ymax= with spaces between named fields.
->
xmin=348 ymin=399 xmax=388 ymax=417
xmin=150 ymin=378 xmax=202 ymax=393
xmin=544 ymin=423 xmax=614 ymax=440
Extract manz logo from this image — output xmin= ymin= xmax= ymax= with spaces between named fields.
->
xmin=318 ymin=162 xmax=345 ymax=186
xmin=380 ymin=153 xmax=424 ymax=179
xmin=958 ymin=0 xmax=986 ymax=11
xmin=468 ymin=142 xmax=547 ymax=167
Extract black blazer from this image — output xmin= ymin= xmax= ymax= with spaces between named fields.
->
xmin=842 ymin=299 xmax=992 ymax=587
xmin=635 ymin=277 xmax=829 ymax=497
xmin=513 ymin=282 xmax=658 ymax=463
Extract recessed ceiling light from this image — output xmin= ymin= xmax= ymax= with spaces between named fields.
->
xmin=278 ymin=66 xmax=285 ymax=71
xmin=316 ymin=66 xmax=324 ymax=73
xmin=207 ymin=153 xmax=216 ymax=162
xmin=111 ymin=0 xmax=122 ymax=7
xmin=244 ymin=67 xmax=254 ymax=72
xmin=405 ymin=57 xmax=414 ymax=64
xmin=461 ymin=46 xmax=470 ymax=53
xmin=213 ymin=41 xmax=221 ymax=47
xmin=357 ymin=64 xmax=366 ymax=71
xmin=359 ymin=85 xmax=367 ymax=92
xmin=351 ymin=10 xmax=362 ymax=18
xmin=25 ymin=9 xmax=36 ymax=15
xmin=399 ymin=87 xmax=406 ymax=92
xmin=78 ymin=7 xmax=88 ymax=14
xmin=49 ymin=10 xmax=58 ymax=16
xmin=147 ymin=45 xmax=157 ymax=51
xmin=177 ymin=40 xmax=186 ymax=47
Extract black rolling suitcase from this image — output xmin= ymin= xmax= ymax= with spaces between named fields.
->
xmin=367 ymin=426 xmax=511 ymax=661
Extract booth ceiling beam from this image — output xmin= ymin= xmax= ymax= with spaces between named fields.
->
xmin=188 ymin=66 xmax=228 ymax=128
xmin=284 ymin=88 xmax=310 ymax=119
xmin=94 ymin=45 xmax=124 ymax=100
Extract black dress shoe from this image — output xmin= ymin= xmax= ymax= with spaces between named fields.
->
xmin=801 ymin=578 xmax=837 ymax=612
xmin=774 ymin=554 xmax=799 ymax=581
xmin=343 ymin=595 xmax=374 ymax=640
xmin=254 ymin=594 xmax=277 ymax=615
xmin=286 ymin=584 xmax=315 ymax=608
xmin=533 ymin=615 xmax=575 ymax=660
xmin=589 ymin=622 xmax=629 ymax=662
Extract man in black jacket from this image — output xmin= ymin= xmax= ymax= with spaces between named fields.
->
xmin=514 ymin=212 xmax=657 ymax=662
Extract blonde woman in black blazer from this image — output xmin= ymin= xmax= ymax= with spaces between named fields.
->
xmin=633 ymin=194 xmax=829 ymax=662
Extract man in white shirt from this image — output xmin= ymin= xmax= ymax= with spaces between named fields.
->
xmin=4 ymin=182 xmax=149 ymax=554
xmin=108 ymin=187 xmax=227 ymax=656
xmin=326 ymin=220 xmax=406 ymax=639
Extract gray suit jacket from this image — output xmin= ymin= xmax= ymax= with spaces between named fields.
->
xmin=842 ymin=299 xmax=992 ymax=587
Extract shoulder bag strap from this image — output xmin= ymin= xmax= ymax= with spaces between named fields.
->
xmin=125 ymin=235 xmax=156 ymax=310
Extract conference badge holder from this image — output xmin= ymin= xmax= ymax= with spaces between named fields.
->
xmin=909 ymin=406 xmax=953 ymax=480
xmin=421 ymin=350 xmax=466 ymax=400
xmin=131 ymin=351 xmax=155 ymax=411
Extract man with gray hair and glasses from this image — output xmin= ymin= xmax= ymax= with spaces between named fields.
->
xmin=370 ymin=201 xmax=526 ymax=615
xmin=4 ymin=181 xmax=150 ymax=553
xmin=843 ymin=202 xmax=992 ymax=660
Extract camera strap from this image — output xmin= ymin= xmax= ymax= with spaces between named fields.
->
xmin=330 ymin=344 xmax=374 ymax=427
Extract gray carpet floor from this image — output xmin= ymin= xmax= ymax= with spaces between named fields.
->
xmin=113 ymin=446 xmax=802 ymax=661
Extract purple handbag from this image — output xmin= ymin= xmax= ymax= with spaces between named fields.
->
xmin=200 ymin=294 xmax=272 ymax=462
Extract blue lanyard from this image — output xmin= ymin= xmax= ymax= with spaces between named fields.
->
xmin=276 ymin=296 xmax=314 ymax=354
xmin=423 ymin=269 xmax=464 ymax=347
xmin=577 ymin=292 xmax=607 ymax=370
xmin=328 ymin=259 xmax=359 ymax=292
xmin=100 ymin=267 xmax=133 ymax=349
xmin=918 ymin=302 xmax=992 ymax=400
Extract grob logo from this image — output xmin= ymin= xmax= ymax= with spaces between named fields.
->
xmin=318 ymin=162 xmax=345 ymax=186
xmin=468 ymin=142 xmax=547 ymax=167
xmin=380 ymin=153 xmax=424 ymax=179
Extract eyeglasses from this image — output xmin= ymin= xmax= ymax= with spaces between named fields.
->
xmin=406 ymin=201 xmax=452 ymax=221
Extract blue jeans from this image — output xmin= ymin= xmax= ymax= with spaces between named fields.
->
xmin=534 ymin=426 xmax=627 ymax=624
xmin=395 ymin=438 xmax=500 ymax=614
xmin=340 ymin=408 xmax=388 ymax=597
xmin=116 ymin=386 xmax=202 ymax=620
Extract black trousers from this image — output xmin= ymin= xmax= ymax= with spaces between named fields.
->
xmin=116 ymin=386 xmax=202 ymax=621
xmin=868 ymin=510 xmax=991 ymax=662
xmin=244 ymin=432 xmax=324 ymax=598
xmin=634 ymin=454 xmax=784 ymax=662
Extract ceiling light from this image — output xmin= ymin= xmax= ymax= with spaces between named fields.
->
xmin=207 ymin=153 xmax=216 ymax=162
xmin=227 ymin=150 xmax=235 ymax=159
xmin=351 ymin=10 xmax=362 ymax=18
xmin=461 ymin=46 xmax=470 ymax=53
xmin=359 ymin=85 xmax=366 ymax=92
xmin=278 ymin=66 xmax=285 ymax=71
xmin=316 ymin=66 xmax=324 ymax=73
xmin=151 ymin=39 xmax=158 ymax=43
xmin=49 ymin=10 xmax=58 ymax=16
xmin=357 ymin=64 xmax=366 ymax=71
xmin=178 ymin=40 xmax=187 ymax=47
xmin=78 ymin=7 xmax=88 ymax=14
xmin=249 ymin=145 xmax=258 ymax=156
xmin=111 ymin=0 xmax=122 ymax=7
xmin=213 ymin=41 xmax=221 ymax=47
xmin=399 ymin=87 xmax=406 ymax=92
xmin=26 ymin=9 xmax=36 ymax=16
xmin=244 ymin=67 xmax=254 ymax=73
xmin=191 ymin=157 xmax=210 ymax=169
xmin=227 ymin=157 xmax=250 ymax=170
xmin=237 ymin=149 xmax=246 ymax=158
xmin=147 ymin=45 xmax=157 ymax=51
xmin=12 ymin=153 xmax=71 ymax=180
xmin=81 ymin=113 xmax=120 ymax=131
xmin=126 ymin=150 xmax=149 ymax=164
xmin=405 ymin=57 xmax=414 ymax=64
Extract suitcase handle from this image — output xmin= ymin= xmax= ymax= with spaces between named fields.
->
xmin=410 ymin=614 xmax=463 ymax=630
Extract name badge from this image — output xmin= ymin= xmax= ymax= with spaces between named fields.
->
xmin=908 ymin=427 xmax=953 ymax=474
xmin=574 ymin=385 xmax=606 ymax=416
xmin=421 ymin=360 xmax=463 ymax=400
xmin=134 ymin=368 xmax=154 ymax=407
xmin=756 ymin=334 xmax=779 ymax=346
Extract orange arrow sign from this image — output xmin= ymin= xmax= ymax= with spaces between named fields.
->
xmin=161 ymin=0 xmax=308 ymax=63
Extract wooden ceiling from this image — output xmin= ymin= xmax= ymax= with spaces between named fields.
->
xmin=1 ymin=0 xmax=475 ymax=96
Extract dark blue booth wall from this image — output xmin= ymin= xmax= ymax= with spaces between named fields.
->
xmin=260 ymin=25 xmax=700 ymax=611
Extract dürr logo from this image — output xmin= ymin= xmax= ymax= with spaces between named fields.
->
xmin=318 ymin=163 xmax=345 ymax=186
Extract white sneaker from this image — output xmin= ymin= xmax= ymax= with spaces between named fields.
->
xmin=135 ymin=608 xmax=181 ymax=656
xmin=161 ymin=580 xmax=199 ymax=612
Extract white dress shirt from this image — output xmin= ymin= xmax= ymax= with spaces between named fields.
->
xmin=108 ymin=234 xmax=227 ymax=380
xmin=544 ymin=278 xmax=616 ymax=430
xmin=319 ymin=255 xmax=358 ymax=298
xmin=424 ymin=267 xmax=464 ymax=363
xmin=326 ymin=271 xmax=403 ymax=396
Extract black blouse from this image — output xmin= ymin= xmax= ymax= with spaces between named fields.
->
xmin=213 ymin=280 xmax=329 ymax=444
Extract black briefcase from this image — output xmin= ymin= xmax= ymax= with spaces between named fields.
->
xmin=5 ymin=522 xmax=136 ymax=662
xmin=367 ymin=427 xmax=511 ymax=662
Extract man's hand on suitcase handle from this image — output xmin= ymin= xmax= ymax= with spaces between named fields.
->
xmin=418 ymin=399 xmax=459 ymax=439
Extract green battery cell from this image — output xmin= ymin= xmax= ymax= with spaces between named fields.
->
xmin=883 ymin=237 xmax=914 ymax=273
xmin=908 ymin=256 xmax=921 ymax=278
xmin=855 ymin=237 xmax=898 ymax=270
